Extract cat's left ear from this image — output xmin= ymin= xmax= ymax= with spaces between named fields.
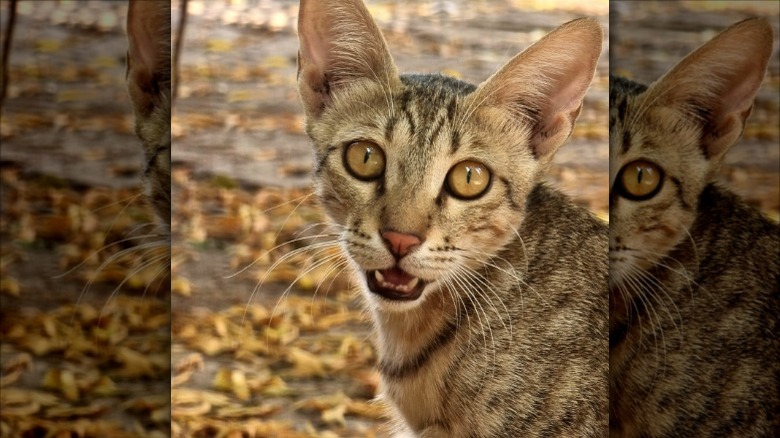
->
xmin=642 ymin=18 xmax=774 ymax=160
xmin=467 ymin=18 xmax=603 ymax=163
xmin=126 ymin=0 xmax=171 ymax=121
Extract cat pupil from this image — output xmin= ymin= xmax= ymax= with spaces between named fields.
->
xmin=466 ymin=167 xmax=472 ymax=184
xmin=636 ymin=167 xmax=643 ymax=184
xmin=363 ymin=149 xmax=371 ymax=164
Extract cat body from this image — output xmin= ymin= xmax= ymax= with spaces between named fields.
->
xmin=126 ymin=0 xmax=171 ymax=233
xmin=371 ymin=182 xmax=608 ymax=437
xmin=296 ymin=0 xmax=607 ymax=435
xmin=609 ymin=19 xmax=779 ymax=436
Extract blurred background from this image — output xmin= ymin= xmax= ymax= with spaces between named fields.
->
xmin=611 ymin=1 xmax=780 ymax=220
xmin=2 ymin=1 xmax=775 ymax=437
xmin=1 ymin=1 xmax=169 ymax=437
xmin=169 ymin=0 xmax=607 ymax=436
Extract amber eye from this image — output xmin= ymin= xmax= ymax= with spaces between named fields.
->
xmin=344 ymin=141 xmax=385 ymax=180
xmin=617 ymin=160 xmax=664 ymax=200
xmin=446 ymin=160 xmax=491 ymax=199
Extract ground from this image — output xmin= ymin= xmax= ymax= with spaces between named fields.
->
xmin=0 ymin=1 xmax=777 ymax=437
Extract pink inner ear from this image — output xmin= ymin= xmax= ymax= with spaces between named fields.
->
xmin=297 ymin=0 xmax=334 ymax=81
xmin=467 ymin=18 xmax=602 ymax=161
xmin=296 ymin=0 xmax=399 ymax=118
xmin=719 ymin=73 xmax=763 ymax=117
xmin=299 ymin=20 xmax=330 ymax=77
xmin=547 ymin=72 xmax=590 ymax=120
xmin=127 ymin=3 xmax=163 ymax=73
xmin=530 ymin=54 xmax=598 ymax=157
xmin=129 ymin=34 xmax=156 ymax=73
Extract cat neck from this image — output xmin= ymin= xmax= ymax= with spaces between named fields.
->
xmin=370 ymin=285 xmax=461 ymax=374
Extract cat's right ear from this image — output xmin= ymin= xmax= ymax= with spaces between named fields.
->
xmin=126 ymin=0 xmax=171 ymax=121
xmin=297 ymin=0 xmax=399 ymax=119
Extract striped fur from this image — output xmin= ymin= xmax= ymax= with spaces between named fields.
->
xmin=297 ymin=0 xmax=607 ymax=436
xmin=126 ymin=0 xmax=171 ymax=235
xmin=609 ymin=19 xmax=779 ymax=436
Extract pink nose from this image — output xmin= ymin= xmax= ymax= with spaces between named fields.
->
xmin=381 ymin=230 xmax=422 ymax=258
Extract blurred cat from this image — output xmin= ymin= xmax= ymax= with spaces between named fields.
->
xmin=609 ymin=18 xmax=779 ymax=436
xmin=126 ymin=0 xmax=171 ymax=235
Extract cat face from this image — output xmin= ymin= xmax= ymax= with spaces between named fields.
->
xmin=609 ymin=19 xmax=774 ymax=288
xmin=126 ymin=0 xmax=171 ymax=236
xmin=309 ymin=75 xmax=538 ymax=309
xmin=297 ymin=0 xmax=602 ymax=310
xmin=609 ymin=77 xmax=703 ymax=286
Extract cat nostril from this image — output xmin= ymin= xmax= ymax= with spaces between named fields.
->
xmin=381 ymin=230 xmax=422 ymax=258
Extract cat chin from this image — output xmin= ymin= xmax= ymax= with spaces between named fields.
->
xmin=362 ymin=288 xmax=435 ymax=313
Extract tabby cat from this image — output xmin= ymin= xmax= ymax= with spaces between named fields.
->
xmin=126 ymin=0 xmax=171 ymax=234
xmin=609 ymin=18 xmax=779 ymax=436
xmin=297 ymin=0 xmax=607 ymax=436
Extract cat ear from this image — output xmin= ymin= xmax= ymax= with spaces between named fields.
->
xmin=297 ymin=0 xmax=399 ymax=118
xmin=644 ymin=18 xmax=773 ymax=160
xmin=466 ymin=18 xmax=602 ymax=162
xmin=126 ymin=0 xmax=171 ymax=120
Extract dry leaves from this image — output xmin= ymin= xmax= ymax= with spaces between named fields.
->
xmin=1 ymin=170 xmax=169 ymax=436
xmin=170 ymin=170 xmax=385 ymax=436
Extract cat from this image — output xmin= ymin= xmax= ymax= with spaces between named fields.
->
xmin=296 ymin=0 xmax=608 ymax=436
xmin=609 ymin=18 xmax=779 ymax=437
xmin=126 ymin=0 xmax=171 ymax=235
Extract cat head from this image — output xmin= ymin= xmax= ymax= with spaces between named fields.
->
xmin=609 ymin=18 xmax=774 ymax=287
xmin=126 ymin=0 xmax=171 ymax=236
xmin=297 ymin=0 xmax=602 ymax=311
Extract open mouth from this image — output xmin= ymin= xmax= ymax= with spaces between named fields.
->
xmin=366 ymin=267 xmax=426 ymax=301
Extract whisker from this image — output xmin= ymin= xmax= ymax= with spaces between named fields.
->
xmin=240 ymin=240 xmax=342 ymax=330
xmin=54 ymin=232 xmax=164 ymax=279
xmin=227 ymin=233 xmax=341 ymax=278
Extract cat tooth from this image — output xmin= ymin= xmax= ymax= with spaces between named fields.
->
xmin=374 ymin=270 xmax=385 ymax=283
xmin=405 ymin=277 xmax=419 ymax=290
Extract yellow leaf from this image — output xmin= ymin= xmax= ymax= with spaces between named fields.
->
xmin=230 ymin=370 xmax=251 ymax=401
xmin=115 ymin=347 xmax=155 ymax=377
xmin=190 ymin=335 xmax=227 ymax=356
xmin=207 ymin=39 xmax=233 ymax=52
xmin=172 ymin=276 xmax=191 ymax=296
xmin=347 ymin=399 xmax=388 ymax=420
xmin=216 ymin=404 xmax=281 ymax=418
xmin=0 ymin=277 xmax=20 ymax=296
xmin=35 ymin=39 xmax=61 ymax=53
xmin=321 ymin=403 xmax=347 ymax=427
xmin=263 ymin=55 xmax=290 ymax=69
xmin=261 ymin=376 xmax=292 ymax=397
xmin=213 ymin=368 xmax=233 ymax=392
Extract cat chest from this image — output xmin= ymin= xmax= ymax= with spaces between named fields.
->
xmin=380 ymin=341 xmax=458 ymax=430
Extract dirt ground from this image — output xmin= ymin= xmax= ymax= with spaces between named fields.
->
xmin=1 ymin=1 xmax=777 ymax=437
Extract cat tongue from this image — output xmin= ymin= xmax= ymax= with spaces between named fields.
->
xmin=381 ymin=267 xmax=416 ymax=287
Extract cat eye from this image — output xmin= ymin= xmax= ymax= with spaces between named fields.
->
xmin=446 ymin=160 xmax=491 ymax=199
xmin=344 ymin=141 xmax=386 ymax=181
xmin=617 ymin=160 xmax=664 ymax=200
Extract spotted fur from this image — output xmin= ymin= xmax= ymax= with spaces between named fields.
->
xmin=297 ymin=0 xmax=607 ymax=435
xmin=609 ymin=18 xmax=779 ymax=436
